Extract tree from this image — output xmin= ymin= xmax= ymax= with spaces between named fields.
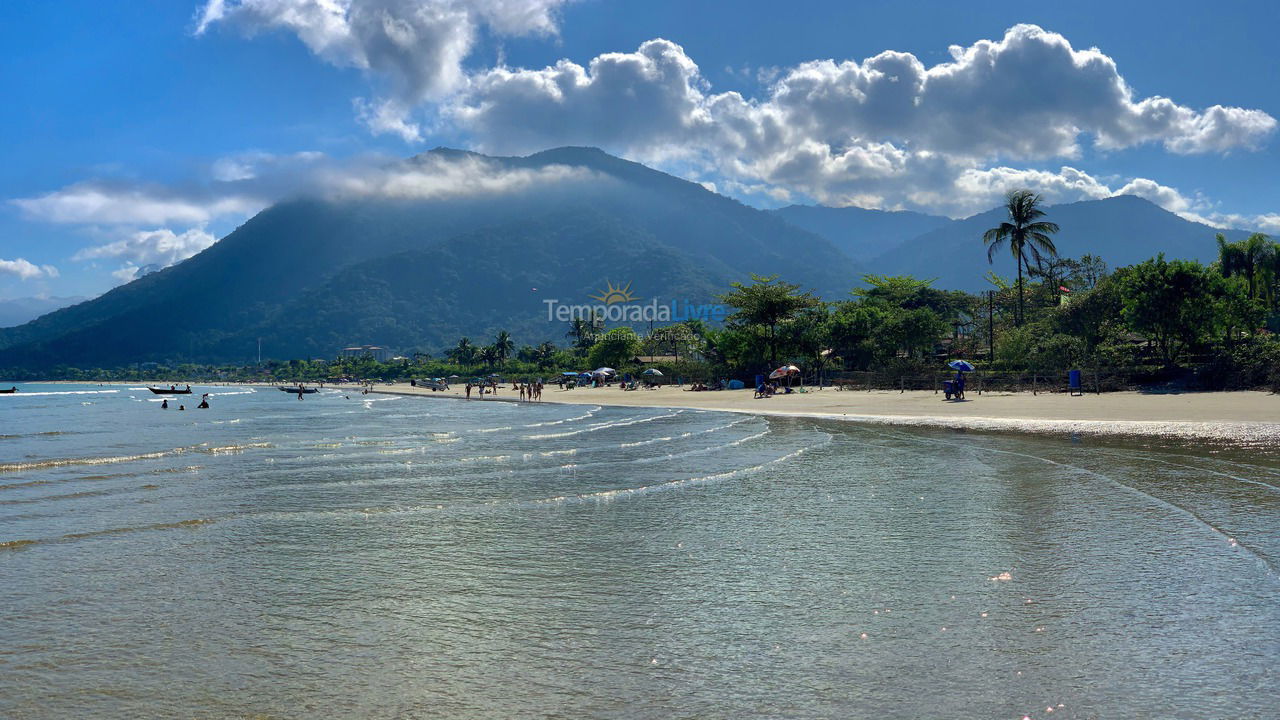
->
xmin=1118 ymin=255 xmax=1221 ymax=367
xmin=982 ymin=190 xmax=1060 ymax=326
xmin=533 ymin=341 xmax=559 ymax=369
xmin=448 ymin=337 xmax=477 ymax=365
xmin=493 ymin=330 xmax=514 ymax=366
xmin=566 ymin=314 xmax=603 ymax=354
xmin=719 ymin=274 xmax=820 ymax=366
xmin=477 ymin=345 xmax=499 ymax=369
xmin=1217 ymin=232 xmax=1274 ymax=301
xmin=587 ymin=327 xmax=642 ymax=369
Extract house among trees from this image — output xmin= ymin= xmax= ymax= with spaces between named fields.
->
xmin=340 ymin=345 xmax=391 ymax=362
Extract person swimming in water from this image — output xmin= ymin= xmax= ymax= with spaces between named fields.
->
xmin=161 ymin=399 xmax=169 ymax=409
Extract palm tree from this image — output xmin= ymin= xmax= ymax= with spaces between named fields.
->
xmin=478 ymin=345 xmax=499 ymax=369
xmin=493 ymin=330 xmax=514 ymax=367
xmin=983 ymin=190 xmax=1060 ymax=325
xmin=1217 ymin=232 xmax=1274 ymax=300
xmin=448 ymin=337 xmax=476 ymax=365
xmin=566 ymin=318 xmax=598 ymax=353
xmin=533 ymin=341 xmax=558 ymax=369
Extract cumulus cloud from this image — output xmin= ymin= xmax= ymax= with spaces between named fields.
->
xmin=0 ymin=258 xmax=59 ymax=281
xmin=73 ymin=227 xmax=219 ymax=266
xmin=443 ymin=26 xmax=1275 ymax=215
xmin=196 ymin=0 xmax=570 ymax=138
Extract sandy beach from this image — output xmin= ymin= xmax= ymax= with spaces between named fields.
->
xmin=372 ymin=383 xmax=1280 ymax=441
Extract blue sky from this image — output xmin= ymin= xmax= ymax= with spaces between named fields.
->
xmin=3 ymin=0 xmax=1279 ymax=300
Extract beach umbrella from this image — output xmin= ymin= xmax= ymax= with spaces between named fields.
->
xmin=448 ymin=374 xmax=460 ymax=379
xmin=768 ymin=364 xmax=800 ymax=380
xmin=561 ymin=371 xmax=578 ymax=376
xmin=641 ymin=368 xmax=663 ymax=376
xmin=593 ymin=367 xmax=616 ymax=376
xmin=948 ymin=360 xmax=976 ymax=372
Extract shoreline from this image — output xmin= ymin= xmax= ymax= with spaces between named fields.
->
xmin=370 ymin=384 xmax=1280 ymax=443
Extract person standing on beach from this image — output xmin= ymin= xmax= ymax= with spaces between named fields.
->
xmin=519 ymin=384 xmax=527 ymax=402
xmin=465 ymin=383 xmax=472 ymax=399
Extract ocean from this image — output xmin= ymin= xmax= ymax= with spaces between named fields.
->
xmin=1 ymin=383 xmax=1277 ymax=718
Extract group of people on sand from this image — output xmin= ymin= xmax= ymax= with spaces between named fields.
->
xmin=462 ymin=380 xmax=544 ymax=401
xmin=517 ymin=381 xmax=543 ymax=402
xmin=160 ymin=392 xmax=211 ymax=411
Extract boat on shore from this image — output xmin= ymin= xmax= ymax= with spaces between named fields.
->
xmin=148 ymin=386 xmax=192 ymax=395
xmin=278 ymin=386 xmax=319 ymax=394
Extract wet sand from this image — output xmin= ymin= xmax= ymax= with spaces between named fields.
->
xmin=373 ymin=384 xmax=1280 ymax=441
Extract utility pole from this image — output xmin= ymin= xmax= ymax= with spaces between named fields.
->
xmin=987 ymin=291 xmax=995 ymax=360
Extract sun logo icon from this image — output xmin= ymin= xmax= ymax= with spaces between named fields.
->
xmin=589 ymin=280 xmax=640 ymax=305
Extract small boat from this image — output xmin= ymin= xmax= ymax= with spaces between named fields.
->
xmin=0 ymin=387 xmax=17 ymax=394
xmin=148 ymin=386 xmax=192 ymax=395
xmin=278 ymin=386 xmax=319 ymax=394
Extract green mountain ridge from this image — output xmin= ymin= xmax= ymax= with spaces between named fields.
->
xmin=0 ymin=147 xmax=862 ymax=367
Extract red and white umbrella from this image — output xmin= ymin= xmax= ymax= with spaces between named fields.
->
xmin=768 ymin=364 xmax=800 ymax=380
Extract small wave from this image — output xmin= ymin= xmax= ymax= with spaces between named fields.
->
xmin=1 ymin=389 xmax=120 ymax=397
xmin=204 ymin=442 xmax=272 ymax=454
xmin=526 ymin=411 xmax=682 ymax=439
xmin=0 ymin=446 xmax=194 ymax=474
xmin=634 ymin=429 xmax=772 ymax=464
xmin=531 ymin=432 xmax=831 ymax=505
xmin=475 ymin=426 xmax=514 ymax=434
xmin=209 ymin=389 xmax=255 ymax=396
xmin=619 ymin=417 xmax=754 ymax=448
xmin=522 ymin=407 xmax=602 ymax=428
xmin=1 ymin=517 xmax=216 ymax=550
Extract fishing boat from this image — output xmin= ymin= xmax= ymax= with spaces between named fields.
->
xmin=0 ymin=387 xmax=17 ymax=394
xmin=277 ymin=386 xmax=319 ymax=394
xmin=148 ymin=385 xmax=192 ymax=395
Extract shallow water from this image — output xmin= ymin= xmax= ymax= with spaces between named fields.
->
xmin=1 ymin=383 xmax=1277 ymax=719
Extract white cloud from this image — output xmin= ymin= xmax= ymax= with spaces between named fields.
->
xmin=0 ymin=258 xmax=59 ymax=281
xmin=73 ymin=227 xmax=218 ymax=267
xmin=320 ymin=152 xmax=597 ymax=199
xmin=442 ymin=27 xmax=1275 ymax=216
xmin=11 ymin=184 xmax=261 ymax=226
xmin=196 ymin=0 xmax=570 ymax=137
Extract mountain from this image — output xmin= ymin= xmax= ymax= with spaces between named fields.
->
xmin=770 ymin=205 xmax=950 ymax=261
xmin=0 ymin=296 xmax=88 ymax=329
xmin=0 ymin=147 xmax=863 ymax=368
xmin=866 ymin=195 xmax=1252 ymax=291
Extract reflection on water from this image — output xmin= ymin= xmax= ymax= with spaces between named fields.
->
xmin=1 ymin=384 xmax=1278 ymax=719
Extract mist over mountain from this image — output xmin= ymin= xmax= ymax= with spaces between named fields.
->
xmin=0 ymin=147 xmax=861 ymax=368
xmin=770 ymin=205 xmax=951 ymax=261
xmin=0 ymin=296 xmax=87 ymax=329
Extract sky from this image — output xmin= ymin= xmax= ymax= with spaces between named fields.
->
xmin=3 ymin=0 xmax=1279 ymax=300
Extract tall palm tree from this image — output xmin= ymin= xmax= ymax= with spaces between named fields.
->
xmin=448 ymin=337 xmax=476 ymax=365
xmin=533 ymin=341 xmax=558 ymax=369
xmin=1217 ymin=232 xmax=1274 ymax=300
xmin=983 ymin=190 xmax=1060 ymax=325
xmin=493 ymin=330 xmax=514 ymax=366
xmin=566 ymin=318 xmax=596 ymax=353
xmin=478 ymin=345 xmax=499 ymax=369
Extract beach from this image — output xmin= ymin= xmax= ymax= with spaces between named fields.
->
xmin=374 ymin=383 xmax=1280 ymax=441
